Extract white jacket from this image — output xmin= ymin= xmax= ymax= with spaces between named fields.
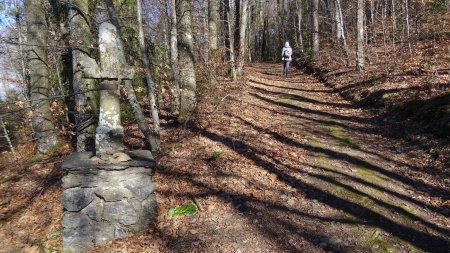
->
xmin=282 ymin=42 xmax=293 ymax=61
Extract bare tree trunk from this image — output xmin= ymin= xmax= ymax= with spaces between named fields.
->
xmin=14 ymin=0 xmax=36 ymax=138
xmin=335 ymin=0 xmax=344 ymax=40
xmin=24 ymin=0 xmax=60 ymax=153
xmin=391 ymin=0 xmax=397 ymax=63
xmin=382 ymin=0 xmax=390 ymax=77
xmin=169 ymin=0 xmax=180 ymax=115
xmin=311 ymin=0 xmax=320 ymax=59
xmin=14 ymin=0 xmax=29 ymax=101
xmin=296 ymin=0 xmax=304 ymax=52
xmin=209 ymin=0 xmax=219 ymax=51
xmin=70 ymin=0 xmax=99 ymax=151
xmin=103 ymin=0 xmax=160 ymax=151
xmin=50 ymin=51 xmax=69 ymax=129
xmin=0 ymin=116 xmax=17 ymax=160
xmin=357 ymin=0 xmax=365 ymax=71
xmin=176 ymin=0 xmax=197 ymax=123
xmin=335 ymin=0 xmax=349 ymax=64
xmin=404 ymin=0 xmax=412 ymax=54
xmin=226 ymin=0 xmax=237 ymax=80
xmin=261 ymin=8 xmax=268 ymax=60
xmin=137 ymin=0 xmax=161 ymax=151
xmin=237 ymin=0 xmax=249 ymax=77
xmin=234 ymin=0 xmax=241 ymax=54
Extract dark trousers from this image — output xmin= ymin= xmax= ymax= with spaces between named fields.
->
xmin=283 ymin=60 xmax=291 ymax=76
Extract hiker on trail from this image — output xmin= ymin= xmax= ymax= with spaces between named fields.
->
xmin=282 ymin=41 xmax=293 ymax=76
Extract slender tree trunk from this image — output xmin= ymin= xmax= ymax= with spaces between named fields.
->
xmin=225 ymin=0 xmax=237 ymax=80
xmin=51 ymin=51 xmax=69 ymax=129
xmin=357 ymin=0 xmax=365 ymax=71
xmin=404 ymin=0 xmax=412 ymax=54
xmin=169 ymin=0 xmax=181 ymax=115
xmin=335 ymin=0 xmax=349 ymax=63
xmin=137 ymin=0 xmax=161 ymax=150
xmin=103 ymin=0 xmax=159 ymax=151
xmin=209 ymin=0 xmax=219 ymax=51
xmin=14 ymin=0 xmax=36 ymax=138
xmin=234 ymin=0 xmax=241 ymax=53
xmin=391 ymin=0 xmax=397 ymax=62
xmin=311 ymin=0 xmax=320 ymax=59
xmin=261 ymin=10 xmax=268 ymax=60
xmin=0 ymin=116 xmax=17 ymax=160
xmin=335 ymin=0 xmax=342 ymax=40
xmin=382 ymin=0 xmax=390 ymax=77
xmin=237 ymin=0 xmax=249 ymax=77
xmin=14 ymin=0 xmax=29 ymax=101
xmin=296 ymin=0 xmax=304 ymax=52
xmin=70 ymin=0 xmax=99 ymax=151
xmin=176 ymin=0 xmax=197 ymax=123
xmin=370 ymin=0 xmax=375 ymax=43
xmin=24 ymin=0 xmax=60 ymax=153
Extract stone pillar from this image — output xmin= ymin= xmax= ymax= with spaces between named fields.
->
xmin=61 ymin=151 xmax=157 ymax=252
xmin=63 ymin=21 xmax=156 ymax=253
xmin=96 ymin=81 xmax=125 ymax=155
xmin=80 ymin=22 xmax=134 ymax=156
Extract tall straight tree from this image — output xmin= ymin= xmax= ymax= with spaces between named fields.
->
xmin=311 ymin=0 xmax=319 ymax=59
xmin=237 ymin=0 xmax=249 ymax=77
xmin=24 ymin=0 xmax=60 ymax=153
xmin=356 ymin=0 xmax=365 ymax=71
xmin=296 ymin=0 xmax=304 ymax=52
xmin=169 ymin=0 xmax=180 ymax=114
xmin=225 ymin=0 xmax=237 ymax=80
xmin=136 ymin=0 xmax=161 ymax=149
xmin=69 ymin=0 xmax=99 ymax=151
xmin=176 ymin=0 xmax=197 ymax=122
xmin=209 ymin=0 xmax=219 ymax=51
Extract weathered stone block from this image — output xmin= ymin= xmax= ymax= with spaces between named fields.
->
xmin=82 ymin=197 xmax=103 ymax=221
xmin=94 ymin=223 xmax=115 ymax=244
xmin=62 ymin=173 xmax=82 ymax=189
xmin=121 ymin=175 xmax=154 ymax=200
xmin=62 ymin=212 xmax=91 ymax=229
xmin=103 ymin=201 xmax=138 ymax=225
xmin=61 ymin=188 xmax=94 ymax=212
xmin=95 ymin=186 xmax=133 ymax=202
xmin=62 ymin=224 xmax=94 ymax=252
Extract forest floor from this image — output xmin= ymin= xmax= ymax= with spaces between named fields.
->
xmin=0 ymin=63 xmax=449 ymax=253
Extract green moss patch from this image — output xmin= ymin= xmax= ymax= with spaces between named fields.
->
xmin=323 ymin=120 xmax=361 ymax=149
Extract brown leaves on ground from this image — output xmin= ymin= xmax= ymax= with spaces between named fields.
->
xmin=1 ymin=64 xmax=449 ymax=253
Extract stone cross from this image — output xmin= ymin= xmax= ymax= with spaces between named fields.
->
xmin=80 ymin=22 xmax=134 ymax=156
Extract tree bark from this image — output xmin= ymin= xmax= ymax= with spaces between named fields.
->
xmin=296 ymin=0 xmax=304 ymax=52
xmin=136 ymin=0 xmax=161 ymax=150
xmin=237 ymin=0 xmax=249 ymax=77
xmin=357 ymin=0 xmax=365 ymax=71
xmin=209 ymin=0 xmax=219 ymax=51
xmin=24 ymin=0 xmax=60 ymax=153
xmin=404 ymin=0 xmax=412 ymax=54
xmin=176 ymin=0 xmax=197 ymax=123
xmin=0 ymin=116 xmax=17 ymax=160
xmin=169 ymin=0 xmax=181 ymax=114
xmin=226 ymin=0 xmax=237 ymax=80
xmin=70 ymin=0 xmax=99 ymax=151
xmin=311 ymin=0 xmax=320 ymax=59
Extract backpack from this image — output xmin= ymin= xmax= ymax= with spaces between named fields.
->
xmin=283 ymin=48 xmax=292 ymax=59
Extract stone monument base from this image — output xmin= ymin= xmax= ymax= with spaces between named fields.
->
xmin=61 ymin=150 xmax=157 ymax=252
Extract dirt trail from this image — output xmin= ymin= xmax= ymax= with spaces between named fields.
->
xmin=1 ymin=63 xmax=449 ymax=253
xmin=131 ymin=63 xmax=448 ymax=253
